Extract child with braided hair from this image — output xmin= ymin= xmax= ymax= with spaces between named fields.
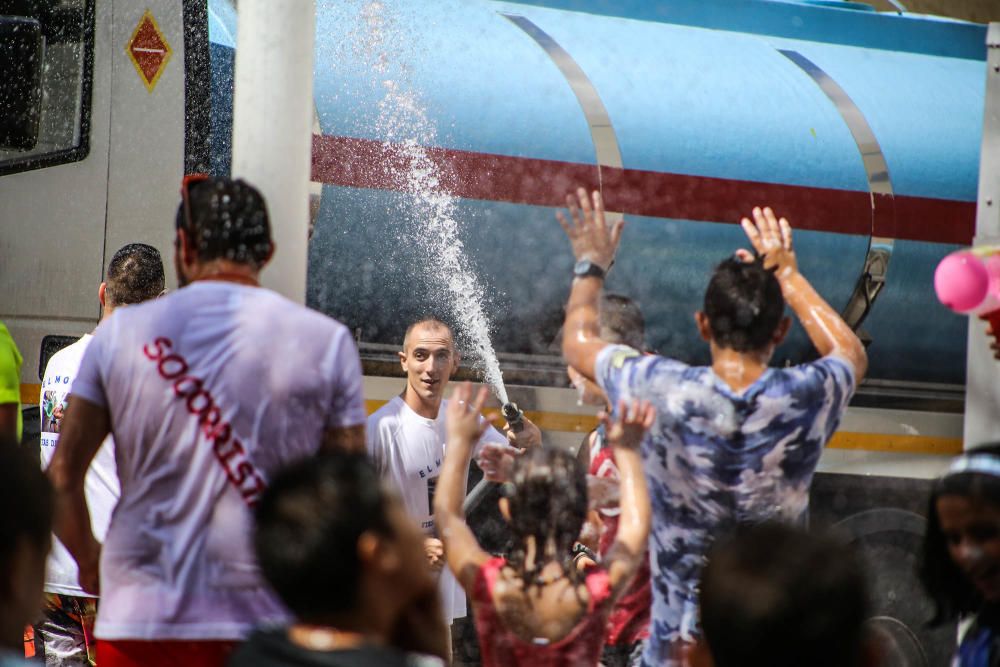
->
xmin=434 ymin=382 xmax=652 ymax=667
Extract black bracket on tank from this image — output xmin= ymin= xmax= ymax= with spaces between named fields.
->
xmin=841 ymin=244 xmax=891 ymax=343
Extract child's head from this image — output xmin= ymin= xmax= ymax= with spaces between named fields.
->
xmin=691 ymin=522 xmax=871 ymax=667
xmin=502 ymin=446 xmax=587 ymax=583
xmin=254 ymin=452 xmax=434 ymax=626
xmin=921 ymin=444 xmax=1000 ymax=623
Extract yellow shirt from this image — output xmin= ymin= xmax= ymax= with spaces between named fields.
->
xmin=0 ymin=322 xmax=23 ymax=441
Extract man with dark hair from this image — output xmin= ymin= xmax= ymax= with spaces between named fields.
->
xmin=49 ymin=176 xmax=366 ymax=667
xmin=103 ymin=243 xmax=166 ymax=307
xmin=685 ymin=523 xmax=875 ymax=667
xmin=598 ymin=293 xmax=646 ymax=353
xmin=559 ymin=191 xmax=866 ymax=666
xmin=35 ymin=243 xmax=164 ymax=666
xmin=367 ymin=317 xmax=541 ymax=646
xmin=231 ymin=453 xmax=448 ymax=666
xmin=0 ymin=436 xmax=53 ymax=666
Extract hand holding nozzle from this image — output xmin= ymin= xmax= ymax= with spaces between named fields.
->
xmin=502 ymin=402 xmax=524 ymax=433
xmin=474 ymin=401 xmax=541 ymax=487
xmin=503 ymin=402 xmax=542 ymax=452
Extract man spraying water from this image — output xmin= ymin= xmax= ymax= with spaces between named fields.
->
xmin=366 ymin=318 xmax=542 ymax=654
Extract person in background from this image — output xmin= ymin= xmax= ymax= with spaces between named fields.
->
xmin=230 ymin=452 xmax=448 ymax=667
xmin=434 ymin=382 xmax=652 ymax=667
xmin=683 ymin=522 xmax=876 ymax=667
xmin=558 ymin=189 xmax=866 ymax=665
xmin=48 ymin=176 xmax=366 ymax=667
xmin=366 ymin=318 xmax=542 ymax=650
xmin=569 ymin=293 xmax=652 ymax=667
xmin=0 ymin=322 xmax=23 ymax=442
xmin=919 ymin=444 xmax=1000 ymax=666
xmin=0 ymin=437 xmax=53 ymax=666
xmin=35 ymin=243 xmax=164 ymax=667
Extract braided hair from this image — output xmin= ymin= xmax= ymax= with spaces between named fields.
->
xmin=176 ymin=177 xmax=273 ymax=269
xmin=505 ymin=446 xmax=588 ymax=589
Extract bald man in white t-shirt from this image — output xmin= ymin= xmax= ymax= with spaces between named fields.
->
xmin=367 ymin=318 xmax=541 ymax=642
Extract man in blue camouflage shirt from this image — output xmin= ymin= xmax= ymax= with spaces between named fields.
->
xmin=556 ymin=190 xmax=867 ymax=667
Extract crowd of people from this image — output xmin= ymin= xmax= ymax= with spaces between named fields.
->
xmin=0 ymin=175 xmax=998 ymax=667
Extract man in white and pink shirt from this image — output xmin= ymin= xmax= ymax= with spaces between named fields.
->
xmin=49 ymin=176 xmax=366 ymax=667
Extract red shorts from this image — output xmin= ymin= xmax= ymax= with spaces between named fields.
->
xmin=96 ymin=639 xmax=238 ymax=667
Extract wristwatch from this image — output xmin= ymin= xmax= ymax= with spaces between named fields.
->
xmin=573 ymin=259 xmax=607 ymax=280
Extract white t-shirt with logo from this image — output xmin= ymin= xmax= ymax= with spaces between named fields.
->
xmin=70 ymin=282 xmax=366 ymax=641
xmin=366 ymin=395 xmax=508 ymax=624
xmin=40 ymin=334 xmax=119 ymax=598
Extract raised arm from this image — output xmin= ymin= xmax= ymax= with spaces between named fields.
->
xmin=434 ymin=382 xmax=492 ymax=591
xmin=739 ymin=207 xmax=867 ymax=383
xmin=558 ymin=188 xmax=625 ymax=380
xmin=47 ymin=395 xmax=110 ymax=594
xmin=601 ymin=400 xmax=654 ymax=599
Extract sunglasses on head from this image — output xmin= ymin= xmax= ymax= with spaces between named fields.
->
xmin=178 ymin=173 xmax=210 ymax=231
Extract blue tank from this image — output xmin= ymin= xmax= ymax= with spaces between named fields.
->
xmin=207 ymin=0 xmax=987 ymax=386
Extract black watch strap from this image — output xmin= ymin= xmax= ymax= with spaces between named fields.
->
xmin=573 ymin=259 xmax=607 ymax=280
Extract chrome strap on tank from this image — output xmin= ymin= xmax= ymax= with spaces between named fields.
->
xmin=500 ymin=13 xmax=624 ymax=225
xmin=777 ymin=49 xmax=896 ymax=338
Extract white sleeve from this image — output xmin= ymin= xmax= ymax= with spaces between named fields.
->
xmin=326 ymin=329 xmax=366 ymax=430
xmin=69 ymin=329 xmax=109 ymax=409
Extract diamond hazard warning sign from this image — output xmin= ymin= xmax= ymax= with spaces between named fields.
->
xmin=126 ymin=11 xmax=172 ymax=92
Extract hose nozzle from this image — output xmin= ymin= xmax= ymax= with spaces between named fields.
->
xmin=502 ymin=401 xmax=524 ymax=433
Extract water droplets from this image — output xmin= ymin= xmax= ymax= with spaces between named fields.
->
xmin=347 ymin=0 xmax=509 ymax=402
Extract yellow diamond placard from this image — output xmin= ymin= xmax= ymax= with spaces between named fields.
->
xmin=126 ymin=10 xmax=172 ymax=92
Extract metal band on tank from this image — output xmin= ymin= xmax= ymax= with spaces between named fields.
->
xmin=500 ymin=13 xmax=624 ymax=205
xmin=777 ymin=49 xmax=896 ymax=334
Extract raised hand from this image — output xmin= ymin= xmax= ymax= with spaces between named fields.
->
xmin=738 ymin=206 xmax=798 ymax=278
xmin=445 ymin=382 xmax=489 ymax=450
xmin=557 ymin=188 xmax=624 ymax=270
xmin=602 ymin=399 xmax=656 ymax=452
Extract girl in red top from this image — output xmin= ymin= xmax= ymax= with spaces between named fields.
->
xmin=435 ymin=382 xmax=653 ymax=667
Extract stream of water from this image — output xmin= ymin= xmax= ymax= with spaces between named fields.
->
xmin=344 ymin=0 xmax=511 ymax=404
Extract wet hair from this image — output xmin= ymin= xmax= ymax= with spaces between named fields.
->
xmin=505 ymin=447 xmax=588 ymax=588
xmin=0 ymin=437 xmax=52 ymax=581
xmin=175 ymin=177 xmax=273 ymax=268
xmin=919 ymin=443 xmax=1000 ymax=625
xmin=104 ymin=243 xmax=165 ymax=307
xmin=402 ymin=317 xmax=453 ymax=350
xmin=700 ymin=522 xmax=870 ymax=667
xmin=254 ymin=453 xmax=393 ymax=622
xmin=703 ymin=256 xmax=785 ymax=352
xmin=599 ymin=293 xmax=645 ymax=351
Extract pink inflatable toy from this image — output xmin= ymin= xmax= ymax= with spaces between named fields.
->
xmin=935 ymin=251 xmax=994 ymax=314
